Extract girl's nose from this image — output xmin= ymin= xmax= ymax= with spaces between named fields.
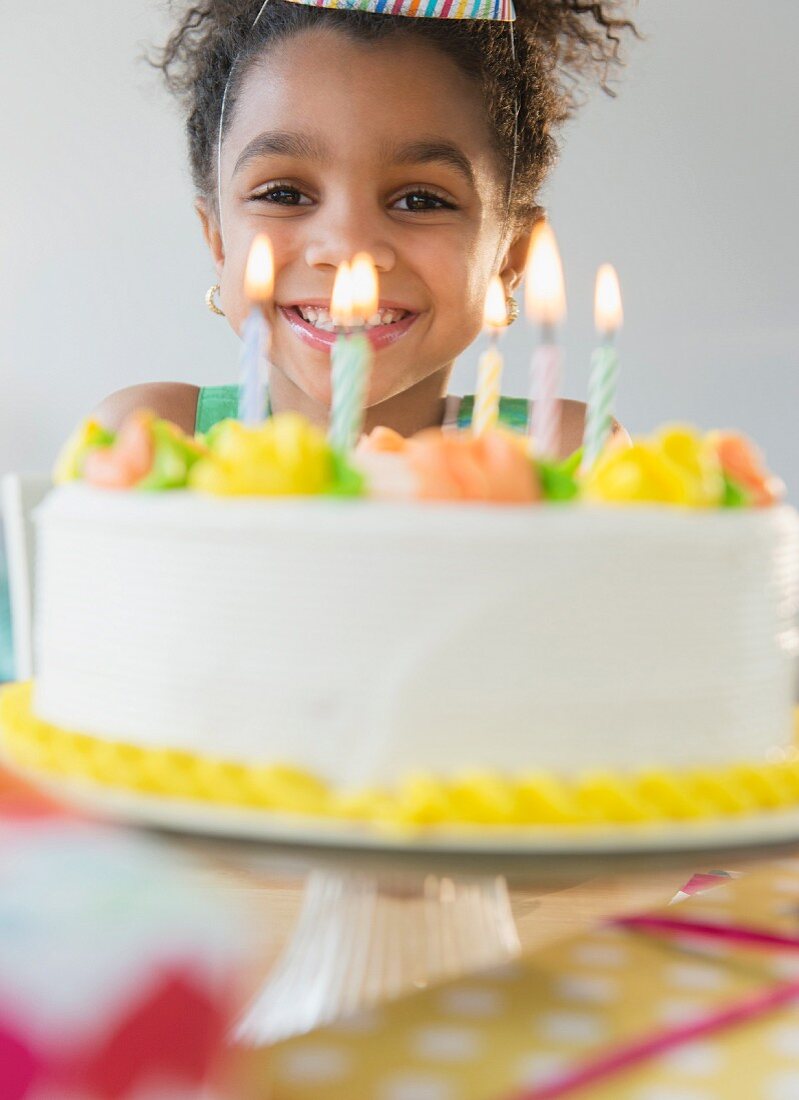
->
xmin=304 ymin=215 xmax=395 ymax=274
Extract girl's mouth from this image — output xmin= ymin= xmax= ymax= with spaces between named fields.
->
xmin=278 ymin=303 xmax=419 ymax=351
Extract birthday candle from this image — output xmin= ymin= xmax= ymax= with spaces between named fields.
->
xmin=238 ymin=235 xmax=274 ymax=425
xmin=525 ymin=222 xmax=566 ymax=460
xmin=329 ymin=254 xmax=378 ymax=451
xmin=582 ymin=264 xmax=624 ymax=471
xmin=472 ymin=276 xmax=508 ymax=436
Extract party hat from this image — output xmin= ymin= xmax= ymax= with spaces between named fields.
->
xmin=281 ymin=0 xmax=515 ymax=21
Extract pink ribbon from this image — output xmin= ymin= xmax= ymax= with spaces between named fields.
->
xmin=618 ymin=914 xmax=799 ymax=951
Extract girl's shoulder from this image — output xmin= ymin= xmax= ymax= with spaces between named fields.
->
xmin=93 ymin=382 xmax=201 ymax=434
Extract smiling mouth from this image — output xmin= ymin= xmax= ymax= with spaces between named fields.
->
xmin=288 ymin=304 xmax=412 ymax=332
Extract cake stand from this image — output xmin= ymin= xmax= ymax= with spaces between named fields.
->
xmin=9 ymin=766 xmax=799 ymax=1047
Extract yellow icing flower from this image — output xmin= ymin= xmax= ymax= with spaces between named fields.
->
xmin=53 ymin=419 xmax=115 ymax=484
xmin=189 ymin=414 xmax=338 ymax=497
xmin=655 ymin=425 xmax=725 ymax=505
xmin=583 ymin=424 xmax=724 ymax=507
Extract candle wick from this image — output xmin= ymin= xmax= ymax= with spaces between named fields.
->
xmin=541 ymin=322 xmax=556 ymax=345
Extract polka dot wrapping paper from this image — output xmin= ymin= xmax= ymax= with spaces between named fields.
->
xmin=250 ymin=863 xmax=799 ymax=1100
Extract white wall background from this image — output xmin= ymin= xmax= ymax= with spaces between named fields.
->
xmin=1 ymin=0 xmax=797 ymax=494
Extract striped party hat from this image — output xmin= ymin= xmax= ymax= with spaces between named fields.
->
xmin=282 ymin=0 xmax=515 ymax=21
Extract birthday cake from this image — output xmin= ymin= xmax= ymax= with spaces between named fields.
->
xmin=2 ymin=411 xmax=798 ymax=829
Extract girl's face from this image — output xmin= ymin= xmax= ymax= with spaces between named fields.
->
xmin=201 ymin=27 xmax=529 ymax=416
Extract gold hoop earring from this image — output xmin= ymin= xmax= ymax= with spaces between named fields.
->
xmin=505 ymin=295 xmax=520 ymax=326
xmin=206 ymin=283 xmax=225 ymax=317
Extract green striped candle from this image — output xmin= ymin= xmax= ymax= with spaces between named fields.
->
xmin=582 ymin=264 xmax=623 ymax=471
xmin=328 ymin=256 xmax=378 ymax=451
xmin=330 ymin=330 xmax=372 ymax=451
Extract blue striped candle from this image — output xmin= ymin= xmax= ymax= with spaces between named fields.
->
xmin=238 ymin=235 xmax=274 ymax=425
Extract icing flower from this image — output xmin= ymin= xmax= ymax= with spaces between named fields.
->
xmin=82 ymin=412 xmax=204 ymax=491
xmin=357 ymin=425 xmax=408 ymax=454
xmin=583 ymin=425 xmax=725 ymax=507
xmin=359 ymin=426 xmax=539 ymax=503
xmin=53 ymin=419 xmax=115 ymax=484
xmin=708 ymin=431 xmax=784 ymax=507
xmin=189 ymin=414 xmax=363 ymax=497
xmin=83 ymin=411 xmax=156 ymax=489
xmin=407 ymin=430 xmax=539 ymax=503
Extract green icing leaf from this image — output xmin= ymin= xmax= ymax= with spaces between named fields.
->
xmin=536 ymin=450 xmax=582 ymax=502
xmin=722 ymin=474 xmax=750 ymax=509
xmin=559 ymin=447 xmax=583 ymax=477
xmin=138 ymin=422 xmax=204 ymax=491
xmin=328 ymin=451 xmax=366 ymax=498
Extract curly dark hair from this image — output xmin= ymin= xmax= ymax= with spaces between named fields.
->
xmin=153 ymin=0 xmax=637 ymax=226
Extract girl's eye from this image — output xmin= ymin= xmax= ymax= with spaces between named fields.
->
xmin=251 ymin=185 xmax=313 ymax=207
xmin=393 ymin=190 xmax=456 ymax=213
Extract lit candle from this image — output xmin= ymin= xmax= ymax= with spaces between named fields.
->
xmin=472 ymin=276 xmax=508 ymax=436
xmin=238 ymin=234 xmax=274 ymax=425
xmin=582 ymin=264 xmax=624 ymax=471
xmin=329 ymin=253 xmax=379 ymax=451
xmin=581 ymin=266 xmax=625 ymax=473
xmin=525 ymin=222 xmax=566 ymax=459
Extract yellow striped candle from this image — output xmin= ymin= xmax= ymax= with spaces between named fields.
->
xmin=582 ymin=264 xmax=623 ymax=471
xmin=472 ymin=276 xmax=508 ymax=436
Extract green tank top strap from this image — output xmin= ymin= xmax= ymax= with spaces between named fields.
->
xmin=195 ymin=384 xmax=240 ymax=435
xmin=456 ymin=395 xmax=530 ymax=433
xmin=194 ymin=386 xmax=531 ymax=435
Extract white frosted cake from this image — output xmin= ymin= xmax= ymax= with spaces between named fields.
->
xmin=33 ymin=488 xmax=799 ymax=788
xmin=3 ymin=411 xmax=798 ymax=828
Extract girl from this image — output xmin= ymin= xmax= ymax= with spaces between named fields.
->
xmin=97 ymin=0 xmax=634 ymax=450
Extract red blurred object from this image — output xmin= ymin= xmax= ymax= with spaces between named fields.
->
xmin=80 ymin=970 xmax=230 ymax=1098
xmin=0 ymin=972 xmax=232 ymax=1099
xmin=0 ymin=1023 xmax=40 ymax=1100
xmin=0 ymin=765 xmax=66 ymax=820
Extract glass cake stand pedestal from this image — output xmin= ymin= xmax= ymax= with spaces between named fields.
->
xmin=233 ymin=867 xmax=522 ymax=1045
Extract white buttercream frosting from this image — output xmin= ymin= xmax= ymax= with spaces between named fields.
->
xmin=33 ymin=487 xmax=799 ymax=788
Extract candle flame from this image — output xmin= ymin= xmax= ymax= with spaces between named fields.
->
xmin=483 ymin=276 xmax=508 ymax=330
xmin=350 ymin=253 xmax=379 ymax=324
xmin=244 ymin=234 xmax=274 ymax=303
xmin=524 ymin=222 xmax=566 ymax=327
xmin=594 ymin=263 xmax=623 ymax=334
xmin=330 ymin=261 xmax=354 ymax=327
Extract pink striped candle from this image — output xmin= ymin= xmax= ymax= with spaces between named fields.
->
xmin=529 ymin=342 xmax=561 ymax=458
xmin=524 ymin=223 xmax=566 ymax=459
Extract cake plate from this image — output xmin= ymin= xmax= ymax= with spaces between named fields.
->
xmin=9 ymin=764 xmax=799 ymax=1047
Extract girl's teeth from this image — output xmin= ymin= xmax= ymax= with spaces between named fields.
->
xmin=296 ymin=306 xmax=407 ymax=330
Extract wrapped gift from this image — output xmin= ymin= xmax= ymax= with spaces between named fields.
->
xmin=256 ymin=863 xmax=799 ymax=1099
xmin=0 ymin=817 xmax=254 ymax=1099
